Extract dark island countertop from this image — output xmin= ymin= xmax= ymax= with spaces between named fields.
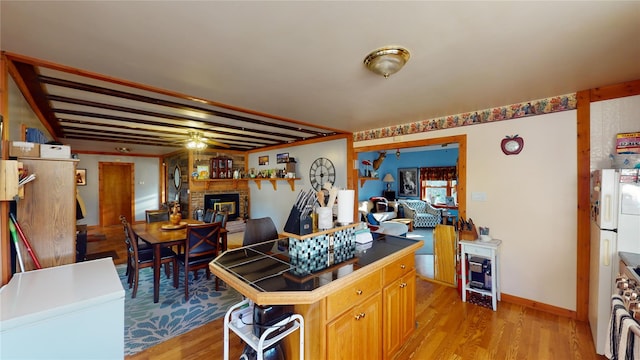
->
xmin=209 ymin=232 xmax=422 ymax=305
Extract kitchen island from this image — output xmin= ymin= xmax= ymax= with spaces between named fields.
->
xmin=209 ymin=224 xmax=423 ymax=360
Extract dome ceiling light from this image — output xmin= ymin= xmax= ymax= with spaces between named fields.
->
xmin=363 ymin=46 xmax=411 ymax=78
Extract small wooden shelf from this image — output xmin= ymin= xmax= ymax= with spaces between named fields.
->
xmin=251 ymin=178 xmax=300 ymax=191
xmin=359 ymin=177 xmax=379 ymax=187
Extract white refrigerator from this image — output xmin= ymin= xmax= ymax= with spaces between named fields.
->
xmin=589 ymin=169 xmax=640 ymax=355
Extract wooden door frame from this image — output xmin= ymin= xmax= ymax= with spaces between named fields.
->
xmin=98 ymin=161 xmax=135 ymax=226
xmin=353 ymin=134 xmax=467 ymax=221
xmin=576 ymin=79 xmax=640 ymax=321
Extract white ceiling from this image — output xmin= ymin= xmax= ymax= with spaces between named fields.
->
xmin=2 ymin=1 xmax=639 ymax=155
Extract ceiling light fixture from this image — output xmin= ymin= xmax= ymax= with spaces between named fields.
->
xmin=186 ymin=132 xmax=207 ymax=150
xmin=115 ymin=147 xmax=130 ymax=153
xmin=364 ymin=46 xmax=411 ymax=78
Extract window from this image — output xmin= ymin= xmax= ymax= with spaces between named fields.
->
xmin=419 ymin=166 xmax=457 ymax=205
xmin=422 ymin=179 xmax=457 ymax=205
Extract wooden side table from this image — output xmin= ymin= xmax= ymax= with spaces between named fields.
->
xmin=388 ymin=218 xmax=414 ymax=232
xmin=460 ymin=239 xmax=502 ymax=311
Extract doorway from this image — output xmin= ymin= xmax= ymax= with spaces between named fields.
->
xmin=99 ymin=162 xmax=135 ymax=226
xmin=354 ymin=134 xmax=467 ymax=220
xmin=354 ymin=134 xmax=466 ymax=285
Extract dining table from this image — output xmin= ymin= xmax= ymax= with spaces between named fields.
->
xmin=132 ymin=219 xmax=228 ymax=303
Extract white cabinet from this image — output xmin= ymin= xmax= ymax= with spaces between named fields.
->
xmin=0 ymin=258 xmax=125 ymax=359
xmin=460 ymin=239 xmax=502 ymax=311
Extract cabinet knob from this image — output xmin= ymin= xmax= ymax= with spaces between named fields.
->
xmin=356 ymin=289 xmax=363 ymax=295
xmin=400 ymin=264 xmax=406 ymax=269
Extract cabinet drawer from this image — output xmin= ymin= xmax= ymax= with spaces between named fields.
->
xmin=383 ymin=253 xmax=415 ymax=285
xmin=464 ymin=245 xmax=491 ymax=258
xmin=327 ymin=271 xmax=381 ymax=320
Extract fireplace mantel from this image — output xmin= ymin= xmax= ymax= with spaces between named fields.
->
xmin=192 ymin=178 xmax=301 ymax=191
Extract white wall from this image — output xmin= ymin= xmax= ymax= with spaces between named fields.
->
xmin=590 ymin=94 xmax=640 ymax=170
xmin=356 ymin=111 xmax=578 ymax=311
xmin=248 ymin=138 xmax=348 ymax=231
xmin=75 ymin=154 xmax=161 ymax=225
xmin=7 ymin=78 xmax=47 ymax=141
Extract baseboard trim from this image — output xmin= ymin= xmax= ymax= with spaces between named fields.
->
xmin=416 ymin=276 xmax=578 ymax=319
xmin=501 ymin=293 xmax=577 ymax=319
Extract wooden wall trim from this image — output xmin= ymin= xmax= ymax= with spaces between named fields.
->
xmin=353 ymin=134 xmax=467 ymax=221
xmin=576 ymin=89 xmax=591 ymax=322
xmin=590 ymin=79 xmax=640 ymax=102
xmin=501 ymin=293 xmax=577 ymax=319
xmin=1 ymin=55 xmax=10 ymax=285
xmin=246 ymin=133 xmax=351 ymax=154
xmin=577 ymin=78 xmax=640 ymax=322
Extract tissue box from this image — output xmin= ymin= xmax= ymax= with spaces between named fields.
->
xmin=10 ymin=142 xmax=40 ymax=157
xmin=40 ymin=144 xmax=71 ymax=159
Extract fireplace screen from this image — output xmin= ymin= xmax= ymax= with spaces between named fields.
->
xmin=205 ymin=193 xmax=240 ymax=220
xmin=214 ymin=201 xmax=236 ymax=216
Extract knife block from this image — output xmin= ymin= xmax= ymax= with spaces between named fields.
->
xmin=459 ymin=225 xmax=478 ymax=241
xmin=283 ymin=206 xmax=312 ymax=235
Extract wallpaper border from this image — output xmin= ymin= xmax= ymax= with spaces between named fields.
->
xmin=353 ymin=93 xmax=577 ymax=141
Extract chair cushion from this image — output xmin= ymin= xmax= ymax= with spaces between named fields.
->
xmin=366 ymin=213 xmax=380 ymax=226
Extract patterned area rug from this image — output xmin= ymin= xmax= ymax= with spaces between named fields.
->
xmin=115 ymin=264 xmax=243 ymax=356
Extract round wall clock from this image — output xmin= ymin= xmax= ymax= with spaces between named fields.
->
xmin=501 ymin=135 xmax=524 ymax=155
xmin=309 ymin=157 xmax=336 ymax=190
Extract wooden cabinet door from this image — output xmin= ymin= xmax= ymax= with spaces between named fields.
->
xmin=17 ymin=159 xmax=76 ymax=270
xmin=327 ymin=293 xmax=381 ymax=360
xmin=383 ymin=270 xmax=416 ymax=359
xmin=401 ymin=270 xmax=416 ymax=341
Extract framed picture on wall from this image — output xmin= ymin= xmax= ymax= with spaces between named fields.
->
xmin=258 ymin=155 xmax=269 ymax=166
xmin=276 ymin=152 xmax=289 ymax=164
xmin=76 ymin=169 xmax=87 ymax=186
xmin=398 ymin=167 xmax=418 ymax=197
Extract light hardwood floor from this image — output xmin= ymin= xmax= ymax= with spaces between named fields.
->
xmin=89 ymin=225 xmax=604 ymax=360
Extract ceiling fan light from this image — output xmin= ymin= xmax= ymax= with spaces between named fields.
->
xmin=186 ymin=140 xmax=206 ymax=150
xmin=364 ymin=46 xmax=410 ymax=78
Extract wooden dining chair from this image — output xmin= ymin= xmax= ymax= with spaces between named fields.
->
xmin=120 ymin=215 xmax=152 ymax=282
xmin=213 ymin=211 xmax=228 ymax=228
xmin=145 ymin=209 xmax=170 ymax=223
xmin=242 ymin=217 xmax=279 ymax=253
xmin=124 ymin=220 xmax=178 ymax=298
xmin=177 ymin=222 xmax=222 ymax=300
xmin=242 ymin=217 xmax=278 ymax=245
xmin=203 ymin=208 xmax=215 ymax=223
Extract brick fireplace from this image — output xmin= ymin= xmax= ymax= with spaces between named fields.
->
xmin=204 ymin=193 xmax=240 ymax=220
xmin=189 ymin=188 xmax=248 ymax=220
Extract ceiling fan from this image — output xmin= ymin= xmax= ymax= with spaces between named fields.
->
xmin=184 ymin=131 xmax=230 ymax=150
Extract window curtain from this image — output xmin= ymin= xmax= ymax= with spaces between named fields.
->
xmin=419 ymin=166 xmax=457 ymax=181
